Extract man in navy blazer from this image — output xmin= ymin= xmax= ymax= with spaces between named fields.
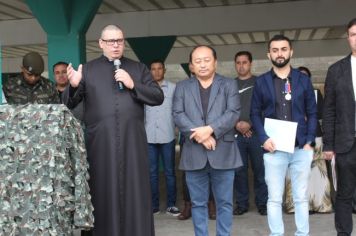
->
xmin=323 ymin=18 xmax=356 ymax=236
xmin=173 ymin=45 xmax=242 ymax=236
xmin=250 ymin=35 xmax=317 ymax=236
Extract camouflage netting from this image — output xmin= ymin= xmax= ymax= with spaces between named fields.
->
xmin=0 ymin=104 xmax=93 ymax=235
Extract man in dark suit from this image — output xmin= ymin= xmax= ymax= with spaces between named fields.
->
xmin=173 ymin=45 xmax=242 ymax=236
xmin=250 ymin=34 xmax=317 ymax=236
xmin=323 ymin=18 xmax=356 ymax=236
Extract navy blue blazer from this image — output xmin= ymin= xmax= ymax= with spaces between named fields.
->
xmin=250 ymin=68 xmax=317 ymax=148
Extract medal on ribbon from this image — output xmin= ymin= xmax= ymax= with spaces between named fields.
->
xmin=284 ymin=79 xmax=291 ymax=100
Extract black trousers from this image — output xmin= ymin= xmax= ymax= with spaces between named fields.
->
xmin=335 ymin=140 xmax=356 ymax=236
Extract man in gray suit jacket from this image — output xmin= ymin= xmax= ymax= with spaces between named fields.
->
xmin=173 ymin=45 xmax=242 ymax=236
xmin=323 ymin=18 xmax=356 ymax=236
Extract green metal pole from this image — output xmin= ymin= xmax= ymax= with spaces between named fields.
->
xmin=25 ymin=0 xmax=102 ymax=81
xmin=127 ymin=36 xmax=176 ymax=67
xmin=180 ymin=63 xmax=191 ymax=77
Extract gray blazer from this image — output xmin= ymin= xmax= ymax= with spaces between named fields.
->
xmin=173 ymin=73 xmax=242 ymax=171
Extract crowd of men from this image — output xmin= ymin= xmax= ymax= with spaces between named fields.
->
xmin=1 ymin=17 xmax=356 ymax=236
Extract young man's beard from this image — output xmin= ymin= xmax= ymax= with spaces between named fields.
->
xmin=271 ymin=57 xmax=290 ymax=68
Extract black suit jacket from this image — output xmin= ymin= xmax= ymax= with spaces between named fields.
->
xmin=323 ymin=54 xmax=355 ymax=153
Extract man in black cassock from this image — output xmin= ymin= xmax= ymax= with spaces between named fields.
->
xmin=66 ymin=24 xmax=164 ymax=236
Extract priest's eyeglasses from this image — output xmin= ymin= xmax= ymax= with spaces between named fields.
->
xmin=101 ymin=38 xmax=125 ymax=46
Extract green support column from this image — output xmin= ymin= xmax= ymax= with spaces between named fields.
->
xmin=180 ymin=63 xmax=191 ymax=77
xmin=25 ymin=0 xmax=102 ymax=80
xmin=126 ymin=36 xmax=176 ymax=67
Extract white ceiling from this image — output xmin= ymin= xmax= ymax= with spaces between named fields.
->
xmin=0 ymin=0 xmax=349 ymax=59
xmin=0 ymin=0 xmax=354 ymax=82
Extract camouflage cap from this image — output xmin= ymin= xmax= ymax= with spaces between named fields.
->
xmin=22 ymin=52 xmax=44 ymax=75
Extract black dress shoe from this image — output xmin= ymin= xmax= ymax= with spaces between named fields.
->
xmin=233 ymin=208 xmax=248 ymax=215
xmin=258 ymin=208 xmax=267 ymax=216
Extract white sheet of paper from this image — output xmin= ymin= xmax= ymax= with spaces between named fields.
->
xmin=264 ymin=118 xmax=298 ymax=153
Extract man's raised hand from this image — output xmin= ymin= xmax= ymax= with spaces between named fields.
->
xmin=67 ymin=63 xmax=83 ymax=88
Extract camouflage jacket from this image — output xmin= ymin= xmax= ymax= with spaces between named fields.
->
xmin=2 ymin=74 xmax=60 ymax=104
xmin=0 ymin=104 xmax=93 ymax=235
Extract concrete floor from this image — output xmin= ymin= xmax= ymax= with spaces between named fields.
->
xmin=152 ymin=154 xmax=356 ymax=236
xmin=75 ymin=211 xmax=356 ymax=236
xmin=75 ymin=151 xmax=356 ymax=236
xmin=154 ymin=209 xmax=350 ymax=236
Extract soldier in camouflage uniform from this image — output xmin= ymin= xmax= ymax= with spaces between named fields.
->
xmin=2 ymin=52 xmax=59 ymax=104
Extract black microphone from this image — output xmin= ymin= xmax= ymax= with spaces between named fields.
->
xmin=114 ymin=59 xmax=124 ymax=90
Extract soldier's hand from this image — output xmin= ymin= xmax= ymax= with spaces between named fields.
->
xmin=67 ymin=63 xmax=82 ymax=88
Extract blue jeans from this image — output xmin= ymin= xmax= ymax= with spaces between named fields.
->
xmin=264 ymin=148 xmax=313 ymax=236
xmin=148 ymin=140 xmax=177 ymax=209
xmin=186 ymin=163 xmax=235 ymax=236
xmin=235 ymin=133 xmax=267 ymax=209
